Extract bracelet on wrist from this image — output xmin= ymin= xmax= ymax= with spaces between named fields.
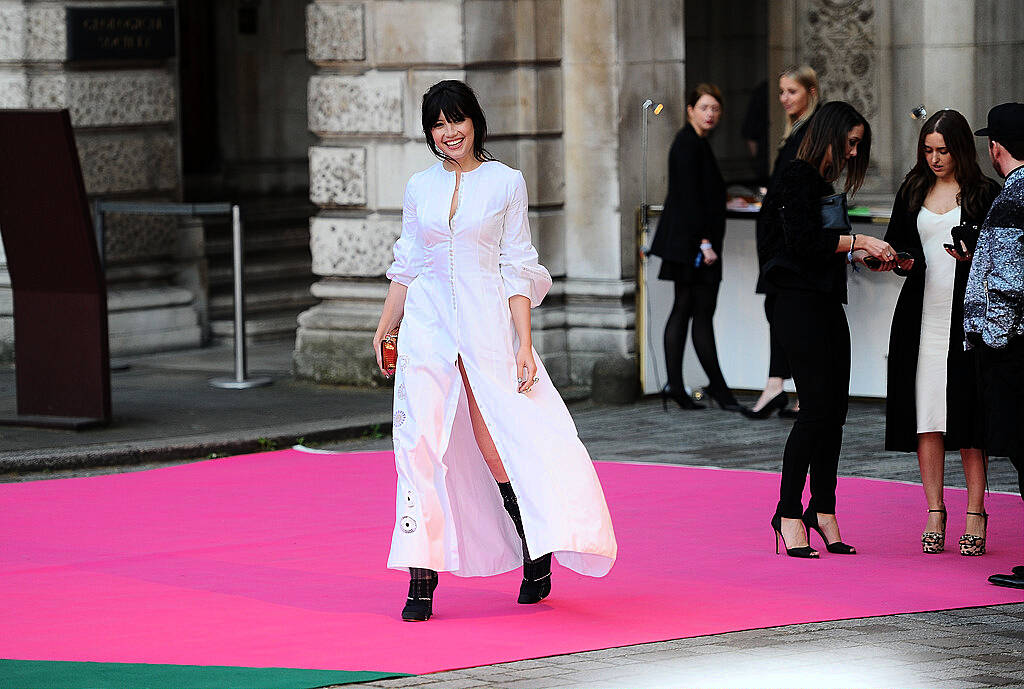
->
xmin=850 ymin=233 xmax=858 ymax=250
xmin=700 ymin=242 xmax=713 ymax=250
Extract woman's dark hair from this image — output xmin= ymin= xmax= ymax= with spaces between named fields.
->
xmin=421 ymin=80 xmax=494 ymax=164
xmin=686 ymin=83 xmax=723 ymax=110
xmin=796 ymin=100 xmax=872 ymax=193
xmin=901 ymin=109 xmax=989 ymax=219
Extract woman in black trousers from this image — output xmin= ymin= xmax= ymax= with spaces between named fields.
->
xmin=748 ymin=65 xmax=820 ymax=419
xmin=759 ymin=101 xmax=896 ymax=557
xmin=649 ymin=83 xmax=743 ymax=412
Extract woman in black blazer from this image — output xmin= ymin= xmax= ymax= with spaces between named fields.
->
xmin=759 ymin=101 xmax=895 ymax=557
xmin=649 ymin=83 xmax=742 ymax=412
xmin=748 ymin=65 xmax=820 ymax=419
xmin=882 ymin=109 xmax=1000 ymax=556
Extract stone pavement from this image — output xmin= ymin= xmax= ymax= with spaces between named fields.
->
xmin=2 ymin=343 xmax=1023 ymax=687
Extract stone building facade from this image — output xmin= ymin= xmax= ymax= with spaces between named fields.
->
xmin=0 ymin=0 xmax=203 ymax=359
xmin=0 ymin=0 xmax=1021 ymax=383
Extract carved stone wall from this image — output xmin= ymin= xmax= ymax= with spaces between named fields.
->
xmin=0 ymin=1 xmax=202 ymax=359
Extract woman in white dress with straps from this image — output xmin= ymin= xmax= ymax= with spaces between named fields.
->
xmin=883 ymin=110 xmax=1000 ymax=556
xmin=372 ymin=80 xmax=616 ymax=621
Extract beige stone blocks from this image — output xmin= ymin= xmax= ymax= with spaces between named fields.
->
xmin=468 ymin=65 xmax=561 ymax=136
xmin=307 ymin=2 xmax=365 ymax=63
xmin=374 ymin=1 xmax=462 ymax=66
xmin=464 ymin=0 xmax=562 ymax=63
xmin=309 ymin=215 xmax=402 ymax=277
xmin=0 ymin=3 xmax=67 ymax=62
xmin=310 ymin=145 xmax=367 ymax=206
xmin=27 ymin=71 xmax=175 ymax=127
xmin=372 ymin=140 xmax=437 ymax=209
xmin=0 ymin=71 xmax=27 ymax=107
xmin=76 ymin=132 xmax=177 ymax=194
xmin=517 ymin=138 xmax=563 ymax=205
xmin=308 ymin=71 xmax=404 ymax=134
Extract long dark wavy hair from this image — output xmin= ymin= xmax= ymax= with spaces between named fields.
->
xmin=901 ymin=109 xmax=990 ymax=219
xmin=796 ymin=100 xmax=872 ymax=193
xmin=421 ymin=80 xmax=494 ymax=164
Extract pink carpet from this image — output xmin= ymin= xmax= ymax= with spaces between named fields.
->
xmin=1 ymin=449 xmax=1021 ymax=675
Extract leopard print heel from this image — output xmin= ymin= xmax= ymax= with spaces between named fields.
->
xmin=921 ymin=507 xmax=947 ymax=554
xmin=959 ymin=511 xmax=988 ymax=556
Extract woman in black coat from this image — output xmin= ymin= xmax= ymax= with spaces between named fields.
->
xmin=748 ymin=65 xmax=820 ymax=419
xmin=649 ymin=83 xmax=742 ymax=412
xmin=759 ymin=101 xmax=895 ymax=558
xmin=882 ymin=109 xmax=1000 ymax=556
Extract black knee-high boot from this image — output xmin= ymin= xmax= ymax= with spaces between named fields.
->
xmin=498 ymin=481 xmax=552 ymax=604
xmin=401 ymin=567 xmax=437 ymax=621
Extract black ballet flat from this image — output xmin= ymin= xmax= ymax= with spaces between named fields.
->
xmin=771 ymin=513 xmax=819 ymax=558
xmin=661 ymin=385 xmax=706 ymax=410
xmin=518 ymin=553 xmax=552 ymax=604
xmin=802 ymin=508 xmax=857 ymax=554
xmin=401 ymin=573 xmax=438 ymax=621
xmin=741 ymin=391 xmax=788 ymax=419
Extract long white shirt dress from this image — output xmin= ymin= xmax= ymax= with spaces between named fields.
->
xmin=385 ymin=160 xmax=617 ymax=578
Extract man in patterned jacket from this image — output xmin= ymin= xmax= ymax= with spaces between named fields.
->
xmin=964 ymin=102 xmax=1024 ymax=589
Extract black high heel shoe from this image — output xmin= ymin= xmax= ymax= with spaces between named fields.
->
xmin=699 ymin=387 xmax=748 ymax=413
xmin=741 ymin=391 xmax=788 ymax=419
xmin=771 ymin=513 xmax=819 ymax=558
xmin=661 ymin=385 xmax=706 ymax=410
xmin=401 ymin=569 xmax=438 ymax=621
xmin=518 ymin=553 xmax=552 ymax=604
xmin=802 ymin=508 xmax=856 ymax=554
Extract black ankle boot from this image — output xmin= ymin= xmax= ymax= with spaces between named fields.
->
xmin=402 ymin=568 xmax=437 ymax=621
xmin=498 ymin=481 xmax=552 ymax=604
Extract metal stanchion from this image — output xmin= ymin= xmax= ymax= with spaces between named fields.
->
xmin=210 ymin=205 xmax=272 ymax=389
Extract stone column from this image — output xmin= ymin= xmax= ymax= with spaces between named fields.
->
xmin=295 ymin=1 xmax=463 ymax=384
xmin=0 ymin=0 xmax=202 ymax=359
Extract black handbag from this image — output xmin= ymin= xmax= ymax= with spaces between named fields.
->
xmin=820 ymin=193 xmax=852 ymax=232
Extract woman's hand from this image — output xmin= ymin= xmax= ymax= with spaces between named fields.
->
xmin=701 ymin=245 xmax=718 ymax=265
xmin=516 ymin=345 xmax=538 ymax=393
xmin=372 ymin=331 xmax=387 ymax=376
xmin=944 ymin=241 xmax=972 ymax=262
xmin=855 ymin=235 xmax=898 ymax=271
xmin=373 ymin=281 xmax=408 ymax=377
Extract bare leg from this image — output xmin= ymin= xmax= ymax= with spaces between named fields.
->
xmin=961 ymin=448 xmax=987 ymax=537
xmin=918 ymin=432 xmax=946 ymax=532
xmin=457 ymin=357 xmax=508 ymax=482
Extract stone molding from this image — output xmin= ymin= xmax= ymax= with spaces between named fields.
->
xmin=309 ymin=215 xmax=401 ymax=277
xmin=308 ymin=71 xmax=403 ymax=134
xmin=800 ymin=0 xmax=878 ymax=120
xmin=309 ymin=145 xmax=367 ymax=206
xmin=306 ymin=2 xmax=365 ymax=63
xmin=76 ymin=132 xmax=177 ymax=194
xmin=28 ymin=70 xmax=176 ymax=127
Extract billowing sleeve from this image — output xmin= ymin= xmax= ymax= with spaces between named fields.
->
xmin=385 ymin=178 xmax=424 ymax=286
xmin=499 ymin=171 xmax=552 ymax=308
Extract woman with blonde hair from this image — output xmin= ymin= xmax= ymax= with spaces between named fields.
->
xmin=747 ymin=65 xmax=821 ymax=419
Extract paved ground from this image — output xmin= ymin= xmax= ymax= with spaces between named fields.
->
xmin=3 ymin=342 xmax=1023 ymax=687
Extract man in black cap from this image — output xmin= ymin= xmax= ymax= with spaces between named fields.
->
xmin=964 ymin=102 xmax=1024 ymax=589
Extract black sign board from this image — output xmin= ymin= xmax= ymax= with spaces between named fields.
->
xmin=67 ymin=7 xmax=176 ymax=61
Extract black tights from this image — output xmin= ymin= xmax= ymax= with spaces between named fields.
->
xmin=664 ymin=281 xmax=732 ymax=398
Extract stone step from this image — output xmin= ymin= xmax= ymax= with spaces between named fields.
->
xmin=209 ymin=314 xmax=300 ymax=343
xmin=208 ymin=284 xmax=317 ymax=319
xmin=204 ymin=226 xmax=311 ymax=258
xmin=207 ymin=257 xmax=313 ymax=288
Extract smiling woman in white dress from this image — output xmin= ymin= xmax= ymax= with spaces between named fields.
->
xmin=372 ymin=80 xmax=616 ymax=622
